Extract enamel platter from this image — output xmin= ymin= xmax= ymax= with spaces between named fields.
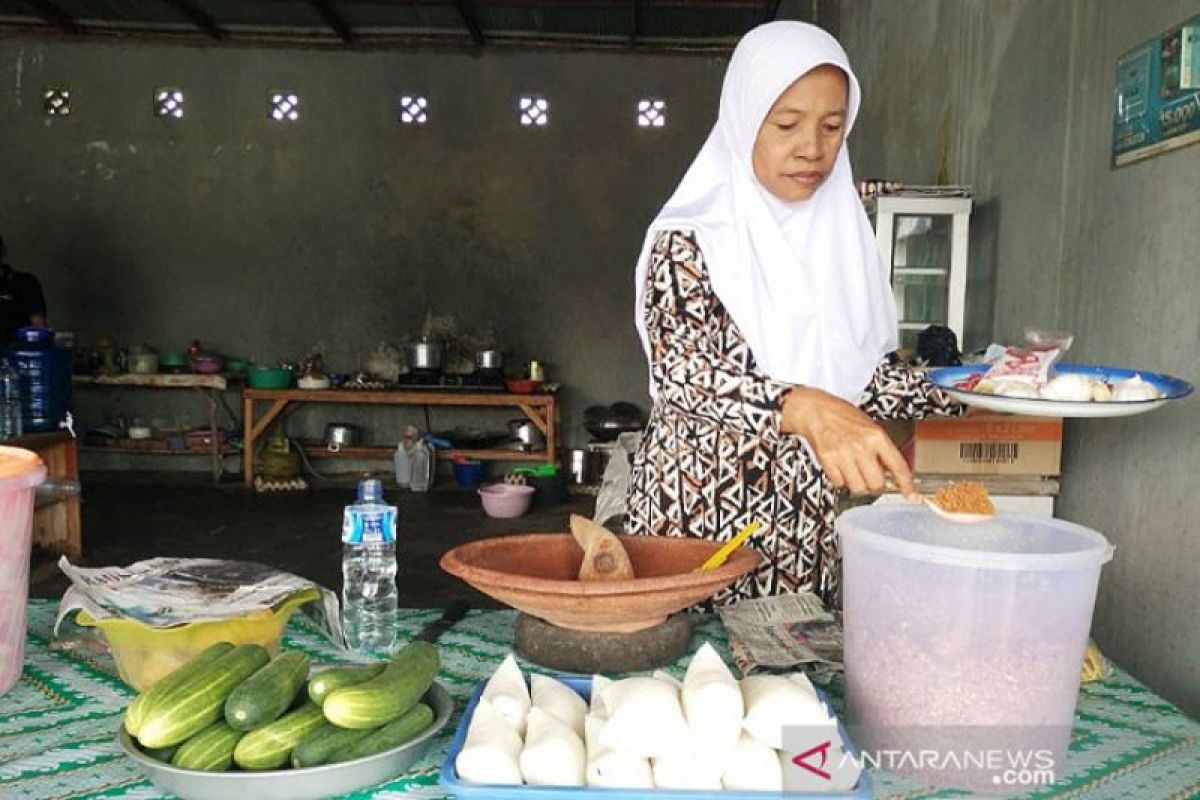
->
xmin=927 ymin=363 xmax=1193 ymax=419
xmin=118 ymin=683 xmax=453 ymax=800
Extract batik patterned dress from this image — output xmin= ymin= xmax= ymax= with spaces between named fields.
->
xmin=625 ymin=229 xmax=961 ymax=608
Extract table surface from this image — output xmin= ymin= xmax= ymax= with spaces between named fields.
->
xmin=4 ymin=602 xmax=1197 ymax=800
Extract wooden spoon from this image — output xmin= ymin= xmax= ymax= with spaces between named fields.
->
xmin=923 ymin=497 xmax=994 ymax=524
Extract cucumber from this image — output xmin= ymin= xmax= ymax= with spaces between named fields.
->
xmin=170 ymin=720 xmax=244 ymax=772
xmin=136 ymin=644 xmax=270 ymax=749
xmin=323 ymin=642 xmax=439 ymax=729
xmin=290 ymin=722 xmax=374 ymax=768
xmin=141 ymin=744 xmax=180 ymax=763
xmin=306 ymin=662 xmax=385 ymax=707
xmin=124 ymin=642 xmax=234 ymax=737
xmin=233 ymin=702 xmax=327 ymax=771
xmin=330 ymin=703 xmax=434 ymax=763
xmin=225 ymin=650 xmax=310 ymax=731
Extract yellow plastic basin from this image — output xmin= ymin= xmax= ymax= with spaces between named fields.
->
xmin=75 ymin=588 xmax=320 ymax=690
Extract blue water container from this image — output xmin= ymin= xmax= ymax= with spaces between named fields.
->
xmin=9 ymin=327 xmax=72 ymax=433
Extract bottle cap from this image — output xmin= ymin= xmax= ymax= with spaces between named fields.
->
xmin=356 ymin=477 xmax=384 ymax=503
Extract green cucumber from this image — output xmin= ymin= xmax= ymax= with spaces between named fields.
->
xmin=323 ymin=642 xmax=439 ymax=729
xmin=170 ymin=720 xmax=244 ymax=772
xmin=136 ymin=644 xmax=270 ymax=749
xmin=233 ymin=702 xmax=327 ymax=771
xmin=306 ymin=662 xmax=385 ymax=706
xmin=290 ymin=722 xmax=374 ymax=768
xmin=124 ymin=642 xmax=234 ymax=737
xmin=329 ymin=703 xmax=434 ymax=763
xmin=141 ymin=743 xmax=180 ymax=763
xmin=224 ymin=650 xmax=310 ymax=731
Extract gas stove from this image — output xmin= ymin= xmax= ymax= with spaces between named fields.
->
xmin=394 ymin=369 xmax=505 ymax=391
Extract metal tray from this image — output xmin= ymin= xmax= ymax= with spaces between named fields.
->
xmin=119 ymin=682 xmax=453 ymax=800
xmin=439 ymin=676 xmax=872 ymax=799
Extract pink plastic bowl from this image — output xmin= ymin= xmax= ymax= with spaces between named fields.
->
xmin=479 ymin=484 xmax=535 ymax=519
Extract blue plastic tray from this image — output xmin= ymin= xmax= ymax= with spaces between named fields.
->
xmin=439 ymin=676 xmax=872 ymax=799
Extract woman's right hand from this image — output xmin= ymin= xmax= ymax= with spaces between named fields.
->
xmin=781 ymin=386 xmax=917 ymax=500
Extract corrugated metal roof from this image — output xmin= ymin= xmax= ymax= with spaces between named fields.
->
xmin=0 ymin=0 xmax=810 ymax=49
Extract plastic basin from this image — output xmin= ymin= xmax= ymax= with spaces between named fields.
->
xmin=452 ymin=460 xmax=486 ymax=489
xmin=0 ymin=447 xmax=47 ymax=696
xmin=837 ymin=505 xmax=1113 ymax=792
xmin=248 ymin=366 xmax=293 ymax=389
xmin=478 ymin=484 xmax=533 ymax=518
xmin=75 ymin=588 xmax=319 ymax=690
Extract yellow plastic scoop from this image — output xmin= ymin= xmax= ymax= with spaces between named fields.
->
xmin=697 ymin=521 xmax=763 ymax=572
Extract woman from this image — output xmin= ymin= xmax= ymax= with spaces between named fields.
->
xmin=625 ymin=22 xmax=959 ymax=608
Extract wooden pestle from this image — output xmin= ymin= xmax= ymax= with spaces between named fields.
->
xmin=570 ymin=514 xmax=636 ymax=581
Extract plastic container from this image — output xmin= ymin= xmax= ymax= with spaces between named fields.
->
xmin=837 ymin=505 xmax=1113 ymax=793
xmin=409 ymin=439 xmax=435 ymax=492
xmin=73 ymin=588 xmax=319 ymax=690
xmin=478 ymin=484 xmax=534 ymax=518
xmin=0 ymin=447 xmax=47 ymax=696
xmin=0 ymin=359 xmax=22 ymax=440
xmin=247 ymin=365 xmax=292 ymax=389
xmin=440 ymin=676 xmax=872 ymax=798
xmin=452 ymin=459 xmax=486 ymax=489
xmin=8 ymin=326 xmax=72 ymax=433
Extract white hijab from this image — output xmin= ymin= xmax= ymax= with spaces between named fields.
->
xmin=634 ymin=21 xmax=897 ymax=403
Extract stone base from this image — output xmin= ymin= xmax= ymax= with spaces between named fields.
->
xmin=514 ymin=612 xmax=695 ymax=673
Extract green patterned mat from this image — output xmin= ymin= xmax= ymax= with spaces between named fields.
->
xmin=2 ymin=601 xmax=1196 ymax=799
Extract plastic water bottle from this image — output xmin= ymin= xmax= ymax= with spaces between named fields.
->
xmin=409 ymin=440 xmax=433 ymax=493
xmin=0 ymin=359 xmax=21 ymax=440
xmin=393 ymin=442 xmax=412 ymax=489
xmin=341 ymin=478 xmax=398 ymax=655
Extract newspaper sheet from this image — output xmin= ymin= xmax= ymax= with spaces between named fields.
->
xmin=718 ymin=592 xmax=843 ymax=683
xmin=53 ymin=556 xmax=343 ymax=646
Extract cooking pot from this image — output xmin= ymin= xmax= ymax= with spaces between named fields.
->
xmin=325 ymin=422 xmax=361 ymax=452
xmin=406 ymin=338 xmax=443 ymax=372
xmin=475 ymin=349 xmax=503 ymax=371
xmin=566 ymin=448 xmax=602 ymax=485
xmin=508 ymin=419 xmax=546 ymax=450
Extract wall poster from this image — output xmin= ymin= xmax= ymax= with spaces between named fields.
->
xmin=1112 ymin=15 xmax=1200 ymax=166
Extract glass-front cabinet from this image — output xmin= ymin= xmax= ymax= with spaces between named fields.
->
xmin=871 ymin=196 xmax=972 ymax=353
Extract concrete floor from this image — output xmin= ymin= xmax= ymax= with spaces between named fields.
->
xmin=30 ymin=471 xmax=597 ymax=608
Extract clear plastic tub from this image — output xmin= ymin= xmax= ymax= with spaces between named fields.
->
xmin=0 ymin=446 xmax=47 ymax=696
xmin=837 ymin=505 xmax=1113 ymax=793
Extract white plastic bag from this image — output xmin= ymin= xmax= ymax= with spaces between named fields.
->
xmin=592 ymin=431 xmax=642 ymax=528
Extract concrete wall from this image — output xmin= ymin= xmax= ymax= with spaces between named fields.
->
xmin=842 ymin=0 xmax=1200 ymax=718
xmin=0 ymin=40 xmax=727 ymax=459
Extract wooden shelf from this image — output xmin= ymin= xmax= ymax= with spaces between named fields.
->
xmin=82 ymin=445 xmax=239 ymax=456
xmin=243 ymin=388 xmax=559 ymax=487
xmin=300 ymin=445 xmax=549 ymax=462
xmin=243 ymin=387 xmax=554 ymax=406
xmin=74 ymin=373 xmax=237 ymax=390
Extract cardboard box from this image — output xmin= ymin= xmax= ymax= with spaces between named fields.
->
xmin=904 ymin=415 xmax=1062 ymax=476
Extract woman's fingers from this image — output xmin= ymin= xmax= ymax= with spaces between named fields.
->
xmin=877 ymin=439 xmax=917 ymax=499
xmin=783 ymin=385 xmax=917 ymax=498
xmin=857 ymin=450 xmax=887 ymax=495
xmin=822 ymin=458 xmax=847 ymax=490
xmin=837 ymin=457 xmax=869 ymax=496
